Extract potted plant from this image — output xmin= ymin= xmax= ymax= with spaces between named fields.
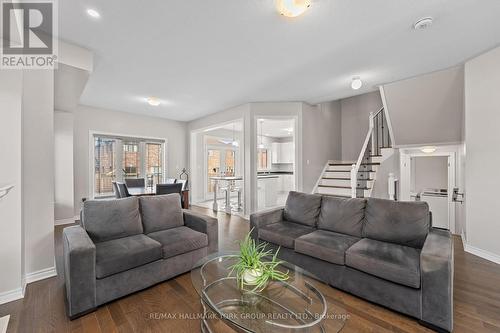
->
xmin=229 ymin=229 xmax=289 ymax=292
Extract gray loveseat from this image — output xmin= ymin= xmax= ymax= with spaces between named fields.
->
xmin=250 ymin=191 xmax=453 ymax=332
xmin=63 ymin=194 xmax=218 ymax=318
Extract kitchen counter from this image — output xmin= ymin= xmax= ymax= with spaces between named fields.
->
xmin=257 ymin=175 xmax=279 ymax=179
xmin=257 ymin=171 xmax=294 ymax=175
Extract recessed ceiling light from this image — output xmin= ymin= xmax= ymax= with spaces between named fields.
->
xmin=351 ymin=77 xmax=363 ymax=90
xmin=86 ymin=9 xmax=100 ymax=18
xmin=421 ymin=146 xmax=437 ymax=154
xmin=146 ymin=97 xmax=161 ymax=106
xmin=276 ymin=0 xmax=311 ymax=18
xmin=414 ymin=17 xmax=433 ymax=30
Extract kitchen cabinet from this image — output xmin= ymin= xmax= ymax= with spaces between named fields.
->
xmin=281 ymin=174 xmax=295 ymax=193
xmin=271 ymin=142 xmax=294 ymax=164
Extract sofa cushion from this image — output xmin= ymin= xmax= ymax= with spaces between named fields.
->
xmin=363 ymin=198 xmax=430 ymax=248
xmin=95 ymin=234 xmax=162 ymax=279
xmin=345 ymin=238 xmax=421 ymax=288
xmin=139 ymin=194 xmax=184 ymax=233
xmin=147 ymin=226 xmax=208 ymax=259
xmin=82 ymin=197 xmax=143 ymax=243
xmin=259 ymin=221 xmax=314 ymax=249
xmin=295 ymin=230 xmax=360 ymax=265
xmin=284 ymin=191 xmax=322 ymax=227
xmin=318 ymin=196 xmax=366 ymax=237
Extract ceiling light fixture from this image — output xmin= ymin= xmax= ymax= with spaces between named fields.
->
xmin=276 ymin=0 xmax=311 ymax=18
xmin=413 ymin=17 xmax=433 ymax=30
xmin=146 ymin=96 xmax=161 ymax=106
xmin=421 ymin=146 xmax=437 ymax=154
xmin=351 ymin=77 xmax=363 ymax=90
xmin=86 ymin=9 xmax=100 ymax=18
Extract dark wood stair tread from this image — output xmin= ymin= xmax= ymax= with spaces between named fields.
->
xmin=329 ymin=162 xmax=380 ymax=166
xmin=318 ymin=185 xmax=371 ymax=190
xmin=322 ymin=177 xmax=374 ymax=181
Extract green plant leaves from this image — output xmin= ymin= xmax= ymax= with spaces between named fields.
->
xmin=228 ymin=228 xmax=289 ymax=292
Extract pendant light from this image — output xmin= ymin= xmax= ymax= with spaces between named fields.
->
xmin=258 ymin=119 xmax=265 ymax=149
xmin=231 ymin=123 xmax=239 ymax=147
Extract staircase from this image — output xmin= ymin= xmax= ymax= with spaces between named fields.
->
xmin=313 ymin=107 xmax=392 ymax=198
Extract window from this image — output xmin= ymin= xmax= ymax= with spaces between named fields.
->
xmin=257 ymin=148 xmax=268 ymax=170
xmin=93 ymin=134 xmax=165 ymax=197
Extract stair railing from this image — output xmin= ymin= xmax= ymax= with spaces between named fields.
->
xmin=311 ymin=161 xmax=330 ymax=194
xmin=350 ymin=107 xmax=384 ymax=198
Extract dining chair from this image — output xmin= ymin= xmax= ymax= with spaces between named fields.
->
xmin=176 ymin=179 xmax=188 ymax=191
xmin=116 ymin=182 xmax=131 ymax=198
xmin=112 ymin=181 xmax=121 ymax=199
xmin=156 ymin=183 xmax=183 ymax=196
xmin=165 ymin=178 xmax=177 ymax=184
xmin=125 ymin=178 xmax=145 ymax=188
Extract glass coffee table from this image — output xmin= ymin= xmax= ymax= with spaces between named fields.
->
xmin=191 ymin=252 xmax=347 ymax=333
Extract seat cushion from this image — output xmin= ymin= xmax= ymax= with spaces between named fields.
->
xmin=139 ymin=194 xmax=184 ymax=233
xmin=259 ymin=221 xmax=314 ymax=249
xmin=295 ymin=230 xmax=361 ymax=265
xmin=95 ymin=234 xmax=162 ymax=279
xmin=345 ymin=238 xmax=421 ymax=288
xmin=363 ymin=198 xmax=430 ymax=248
xmin=147 ymin=226 xmax=208 ymax=259
xmin=318 ymin=196 xmax=366 ymax=237
xmin=284 ymin=191 xmax=322 ymax=227
xmin=82 ymin=197 xmax=143 ymax=243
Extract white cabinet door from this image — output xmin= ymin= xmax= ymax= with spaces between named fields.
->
xmin=281 ymin=142 xmax=294 ymax=164
xmin=271 ymin=143 xmax=280 ymax=164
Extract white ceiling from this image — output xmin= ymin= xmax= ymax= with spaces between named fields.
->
xmin=58 ymin=0 xmax=500 ymax=121
xmin=215 ymin=119 xmax=294 ymax=138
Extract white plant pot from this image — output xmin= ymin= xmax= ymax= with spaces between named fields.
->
xmin=242 ymin=268 xmax=263 ymax=285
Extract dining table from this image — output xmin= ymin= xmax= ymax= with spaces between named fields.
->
xmin=128 ymin=187 xmax=190 ymax=209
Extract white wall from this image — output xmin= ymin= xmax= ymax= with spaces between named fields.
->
xmin=302 ymin=101 xmax=342 ymax=192
xmin=412 ymin=156 xmax=449 ymax=193
xmin=73 ymin=105 xmax=188 ymax=215
xmin=54 ymin=111 xmax=75 ymax=221
xmin=0 ymin=70 xmax=24 ymax=302
xmin=464 ymin=46 xmax=500 ymax=261
xmin=340 ymin=91 xmax=383 ymax=160
xmin=383 ymin=66 xmax=464 ymax=146
xmin=22 ymin=70 xmax=56 ymax=277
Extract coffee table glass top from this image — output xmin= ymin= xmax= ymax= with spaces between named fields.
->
xmin=191 ymin=251 xmax=346 ymax=333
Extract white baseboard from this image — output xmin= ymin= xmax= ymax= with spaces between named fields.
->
xmin=0 ymin=267 xmax=56 ymax=305
xmin=0 ymin=288 xmax=23 ymax=305
xmin=464 ymin=243 xmax=500 ymax=265
xmin=55 ymin=216 xmax=78 ymax=226
xmin=25 ymin=266 xmax=57 ymax=284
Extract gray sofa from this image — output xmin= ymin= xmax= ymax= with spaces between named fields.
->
xmin=250 ymin=191 xmax=453 ymax=332
xmin=63 ymin=194 xmax=218 ymax=318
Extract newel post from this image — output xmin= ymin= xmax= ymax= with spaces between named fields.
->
xmin=369 ymin=111 xmax=375 ymax=155
xmin=350 ymin=164 xmax=357 ymax=198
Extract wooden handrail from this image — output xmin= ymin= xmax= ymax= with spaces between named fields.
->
xmin=350 ymin=107 xmax=384 ymax=198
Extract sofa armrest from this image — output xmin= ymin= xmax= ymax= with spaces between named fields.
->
xmin=62 ymin=225 xmax=97 ymax=318
xmin=183 ymin=210 xmax=218 ymax=254
xmin=249 ymin=207 xmax=284 ymax=241
xmin=420 ymin=228 xmax=454 ymax=332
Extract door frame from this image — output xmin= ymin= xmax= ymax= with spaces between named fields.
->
xmin=252 ymin=115 xmax=299 ymax=212
xmin=400 ymin=148 xmax=456 ymax=233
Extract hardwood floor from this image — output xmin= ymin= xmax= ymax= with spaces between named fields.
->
xmin=1 ymin=206 xmax=500 ymax=332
